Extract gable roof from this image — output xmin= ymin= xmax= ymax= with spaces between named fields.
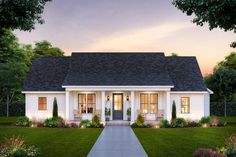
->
xmin=166 ymin=56 xmax=207 ymax=91
xmin=23 ymin=57 xmax=70 ymax=91
xmin=23 ymin=52 xmax=207 ymax=91
xmin=63 ymin=53 xmax=173 ymax=86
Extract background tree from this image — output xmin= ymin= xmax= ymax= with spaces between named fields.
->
xmin=0 ymin=0 xmax=51 ymax=33
xmin=205 ymin=53 xmax=236 ymax=117
xmin=171 ymin=101 xmax=177 ymax=121
xmin=52 ymin=97 xmax=58 ymax=118
xmin=33 ymin=40 xmax=64 ymax=58
xmin=0 ymin=30 xmax=28 ymax=117
xmin=171 ymin=53 xmax=178 ymax=57
xmin=172 ymin=0 xmax=236 ymax=48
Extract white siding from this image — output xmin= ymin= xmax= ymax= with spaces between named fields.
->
xmin=25 ymin=93 xmax=66 ymax=120
xmin=170 ymin=93 xmax=205 ymax=120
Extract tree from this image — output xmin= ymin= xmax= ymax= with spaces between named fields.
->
xmin=0 ymin=30 xmax=28 ymax=117
xmin=218 ymin=52 xmax=236 ymax=70
xmin=33 ymin=40 xmax=64 ymax=58
xmin=52 ymin=97 xmax=58 ymax=118
xmin=0 ymin=0 xmax=51 ymax=33
xmin=171 ymin=53 xmax=178 ymax=57
xmin=171 ymin=101 xmax=177 ymax=121
xmin=205 ymin=67 xmax=236 ymax=117
xmin=172 ymin=0 xmax=236 ymax=48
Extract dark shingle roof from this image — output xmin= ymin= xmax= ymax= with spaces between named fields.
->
xmin=166 ymin=56 xmax=207 ymax=91
xmin=62 ymin=53 xmax=173 ymax=86
xmin=23 ymin=53 xmax=207 ymax=91
xmin=23 ymin=57 xmax=70 ymax=91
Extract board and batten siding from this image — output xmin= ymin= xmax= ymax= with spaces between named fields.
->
xmin=170 ymin=93 xmax=210 ymax=120
xmin=25 ymin=93 xmax=66 ymax=120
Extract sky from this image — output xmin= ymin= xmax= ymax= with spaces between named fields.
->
xmin=15 ymin=0 xmax=235 ymax=75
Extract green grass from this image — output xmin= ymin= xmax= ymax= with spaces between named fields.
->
xmin=219 ymin=117 xmax=236 ymax=125
xmin=134 ymin=117 xmax=236 ymax=157
xmin=0 ymin=117 xmax=102 ymax=157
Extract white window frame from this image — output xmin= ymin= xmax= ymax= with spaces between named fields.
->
xmin=78 ymin=93 xmax=96 ymax=114
xmin=140 ymin=93 xmax=158 ymax=114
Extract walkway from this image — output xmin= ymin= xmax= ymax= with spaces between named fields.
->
xmin=87 ymin=126 xmax=148 ymax=157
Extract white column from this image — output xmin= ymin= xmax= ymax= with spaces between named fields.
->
xmin=165 ymin=91 xmax=171 ymax=121
xmin=101 ymin=91 xmax=105 ymax=123
xmin=131 ymin=91 xmax=135 ymax=122
xmin=65 ymin=90 xmax=70 ymax=121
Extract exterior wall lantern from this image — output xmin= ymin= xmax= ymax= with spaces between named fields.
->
xmin=107 ymin=96 xmax=110 ymax=101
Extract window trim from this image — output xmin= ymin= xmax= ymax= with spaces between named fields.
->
xmin=38 ymin=97 xmax=47 ymax=111
xmin=140 ymin=93 xmax=158 ymax=114
xmin=181 ymin=97 xmax=190 ymax=114
xmin=78 ymin=93 xmax=96 ymax=114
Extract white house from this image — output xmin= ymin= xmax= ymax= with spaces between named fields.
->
xmin=22 ymin=52 xmax=212 ymax=123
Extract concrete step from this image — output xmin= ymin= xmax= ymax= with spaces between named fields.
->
xmin=106 ymin=120 xmax=130 ymax=126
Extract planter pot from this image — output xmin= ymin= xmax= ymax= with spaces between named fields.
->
xmin=127 ymin=117 xmax=131 ymax=121
xmin=106 ymin=117 xmax=110 ymax=121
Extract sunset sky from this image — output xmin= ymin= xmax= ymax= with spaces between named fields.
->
xmin=15 ymin=0 xmax=235 ymax=75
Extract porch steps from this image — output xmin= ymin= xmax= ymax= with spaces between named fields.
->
xmin=106 ymin=120 xmax=130 ymax=126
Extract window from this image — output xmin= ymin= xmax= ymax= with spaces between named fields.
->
xmin=78 ymin=94 xmax=96 ymax=114
xmin=38 ymin=97 xmax=47 ymax=110
xmin=181 ymin=97 xmax=190 ymax=113
xmin=140 ymin=94 xmax=158 ymax=114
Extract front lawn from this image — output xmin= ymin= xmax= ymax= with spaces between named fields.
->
xmin=133 ymin=117 xmax=236 ymax=157
xmin=0 ymin=117 xmax=102 ymax=157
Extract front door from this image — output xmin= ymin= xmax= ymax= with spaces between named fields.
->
xmin=113 ymin=93 xmax=123 ymax=120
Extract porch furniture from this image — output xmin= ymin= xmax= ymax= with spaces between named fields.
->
xmin=156 ymin=109 xmax=164 ymax=121
xmin=73 ymin=109 xmax=82 ymax=120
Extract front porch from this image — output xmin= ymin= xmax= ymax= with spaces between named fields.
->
xmin=64 ymin=86 xmax=173 ymax=123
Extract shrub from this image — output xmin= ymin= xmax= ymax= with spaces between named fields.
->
xmin=127 ymin=107 xmax=131 ymax=117
xmin=218 ymin=121 xmax=227 ymax=127
xmin=16 ymin=116 xmax=31 ymax=127
xmin=171 ymin=101 xmax=176 ymax=121
xmin=159 ymin=119 xmax=170 ymax=128
xmin=43 ymin=117 xmax=65 ymax=128
xmin=186 ymin=121 xmax=201 ymax=127
xmin=105 ymin=108 xmax=111 ymax=116
xmin=175 ymin=118 xmax=187 ymax=128
xmin=131 ymin=122 xmax=152 ymax=128
xmin=200 ymin=116 xmax=211 ymax=124
xmin=91 ymin=115 xmax=103 ymax=128
xmin=0 ymin=136 xmax=40 ymax=157
xmin=79 ymin=119 xmax=91 ymax=128
xmin=193 ymin=148 xmax=226 ymax=157
xmin=210 ymin=115 xmax=220 ymax=126
xmin=70 ymin=123 xmax=78 ymax=128
xmin=136 ymin=114 xmax=144 ymax=126
xmin=52 ymin=97 xmax=58 ymax=118
xmin=225 ymin=134 xmax=236 ymax=156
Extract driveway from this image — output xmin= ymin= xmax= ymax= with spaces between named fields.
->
xmin=87 ymin=126 xmax=148 ymax=157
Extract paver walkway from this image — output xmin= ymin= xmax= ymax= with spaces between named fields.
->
xmin=87 ymin=126 xmax=148 ymax=157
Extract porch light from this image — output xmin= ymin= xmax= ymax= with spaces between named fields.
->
xmin=126 ymin=95 xmax=129 ymax=101
xmin=107 ymin=96 xmax=110 ymax=101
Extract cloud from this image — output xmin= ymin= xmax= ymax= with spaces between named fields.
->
xmin=86 ymin=22 xmax=192 ymax=51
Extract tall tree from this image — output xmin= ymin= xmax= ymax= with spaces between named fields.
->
xmin=0 ymin=30 xmax=28 ymax=116
xmin=0 ymin=0 xmax=51 ymax=33
xmin=171 ymin=101 xmax=177 ymax=121
xmin=205 ymin=67 xmax=236 ymax=117
xmin=33 ymin=40 xmax=64 ymax=57
xmin=172 ymin=0 xmax=236 ymax=48
xmin=52 ymin=97 xmax=58 ymax=118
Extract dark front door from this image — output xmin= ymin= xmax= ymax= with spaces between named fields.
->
xmin=113 ymin=93 xmax=123 ymax=120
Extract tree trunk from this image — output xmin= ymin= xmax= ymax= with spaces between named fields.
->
xmin=6 ymin=95 xmax=9 ymax=117
xmin=224 ymin=96 xmax=227 ymax=117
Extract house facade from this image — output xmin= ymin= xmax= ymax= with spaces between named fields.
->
xmin=23 ymin=53 xmax=212 ymax=123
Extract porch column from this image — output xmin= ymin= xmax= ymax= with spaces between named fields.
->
xmin=65 ymin=90 xmax=70 ymax=121
xmin=165 ymin=91 xmax=171 ymax=121
xmin=131 ymin=91 xmax=135 ymax=122
xmin=101 ymin=91 xmax=105 ymax=123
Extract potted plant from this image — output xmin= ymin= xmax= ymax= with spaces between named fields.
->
xmin=105 ymin=107 xmax=111 ymax=121
xmin=127 ymin=107 xmax=131 ymax=121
